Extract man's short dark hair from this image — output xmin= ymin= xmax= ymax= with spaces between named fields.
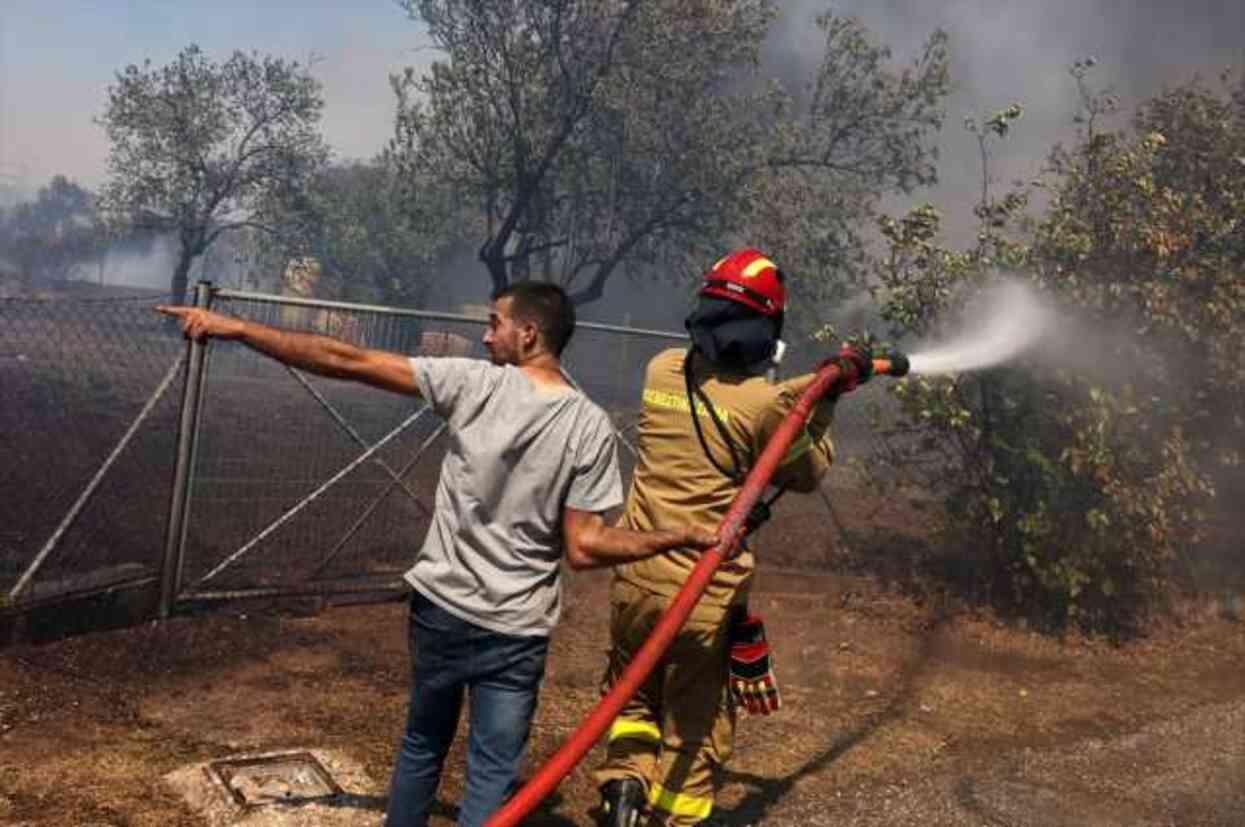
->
xmin=492 ymin=281 xmax=576 ymax=356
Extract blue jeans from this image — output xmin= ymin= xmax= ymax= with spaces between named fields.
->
xmin=385 ymin=590 xmax=549 ymax=827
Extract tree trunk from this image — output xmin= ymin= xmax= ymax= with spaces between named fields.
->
xmin=480 ymin=243 xmax=510 ymax=296
xmin=170 ymin=248 xmax=195 ymax=304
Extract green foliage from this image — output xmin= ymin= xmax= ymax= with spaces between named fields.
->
xmin=0 ymin=176 xmax=108 ymax=286
xmin=97 ymin=44 xmax=329 ymax=301
xmin=265 ymin=159 xmax=478 ymax=305
xmin=1034 ymin=69 xmax=1245 ymax=470
xmin=389 ymin=0 xmax=774 ymax=302
xmin=389 ymin=1 xmax=949 ymax=308
xmin=864 ymin=67 xmax=1240 ymax=633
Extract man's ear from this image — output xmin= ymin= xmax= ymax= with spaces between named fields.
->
xmin=521 ymin=321 xmax=541 ymax=352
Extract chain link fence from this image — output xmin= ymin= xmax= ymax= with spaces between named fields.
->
xmin=176 ymin=289 xmax=709 ymax=601
xmin=1 ymin=292 xmax=183 ymax=614
xmin=2 ymin=283 xmax=890 ymax=632
xmin=180 ymin=291 xmax=486 ymax=599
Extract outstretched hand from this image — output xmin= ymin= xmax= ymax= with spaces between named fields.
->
xmin=685 ymin=525 xmax=753 ymax=563
xmin=682 ymin=526 xmax=720 ymax=551
xmin=155 ymin=305 xmax=245 ymax=341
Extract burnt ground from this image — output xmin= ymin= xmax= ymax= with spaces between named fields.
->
xmin=2 ymin=303 xmax=1243 ymax=825
xmin=2 ymin=441 xmax=1243 ymax=825
xmin=1 ymin=544 xmax=1242 ymax=826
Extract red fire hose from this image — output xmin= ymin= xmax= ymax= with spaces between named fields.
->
xmin=485 ymin=355 xmax=907 ymax=827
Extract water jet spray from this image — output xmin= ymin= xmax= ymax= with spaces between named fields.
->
xmin=903 ymin=280 xmax=1054 ymax=376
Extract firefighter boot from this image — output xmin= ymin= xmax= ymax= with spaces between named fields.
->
xmin=599 ymin=777 xmax=647 ymax=827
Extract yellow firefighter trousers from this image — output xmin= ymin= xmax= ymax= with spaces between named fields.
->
xmin=595 ymin=579 xmax=737 ymax=825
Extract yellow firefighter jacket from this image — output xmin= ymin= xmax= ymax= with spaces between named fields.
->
xmin=615 ymin=347 xmax=834 ymax=614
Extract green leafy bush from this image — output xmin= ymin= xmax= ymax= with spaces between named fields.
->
xmin=860 ymin=70 xmax=1241 ymax=634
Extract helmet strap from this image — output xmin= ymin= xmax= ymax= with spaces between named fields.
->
xmin=683 ymin=348 xmax=746 ymax=483
xmin=683 ymin=347 xmax=790 ymax=538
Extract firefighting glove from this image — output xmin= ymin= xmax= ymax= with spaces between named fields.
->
xmin=835 ymin=342 xmax=874 ymax=392
xmin=728 ymin=613 xmax=782 ymax=715
xmin=818 ymin=342 xmax=874 ymax=395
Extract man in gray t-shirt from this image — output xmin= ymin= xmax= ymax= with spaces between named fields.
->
xmin=158 ymin=282 xmax=716 ymax=827
xmin=407 ymin=355 xmax=624 ymax=637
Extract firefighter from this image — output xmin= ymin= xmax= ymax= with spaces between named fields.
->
xmin=594 ymin=248 xmax=872 ymax=825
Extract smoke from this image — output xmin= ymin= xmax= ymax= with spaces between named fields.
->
xmin=6 ymin=1 xmax=1240 ymax=325
xmin=93 ymin=235 xmax=181 ymax=291
xmin=763 ymin=0 xmax=1245 ymax=245
xmin=907 ymin=279 xmax=1055 ymax=375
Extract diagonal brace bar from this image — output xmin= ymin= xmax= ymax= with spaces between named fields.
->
xmin=193 ymin=404 xmax=430 ymax=586
xmin=284 ymin=365 xmax=431 ymax=518
xmin=305 ymin=419 xmax=448 ymax=582
xmin=9 ymin=351 xmax=186 ymax=602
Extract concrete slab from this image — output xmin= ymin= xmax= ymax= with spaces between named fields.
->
xmin=163 ymin=748 xmax=384 ymax=827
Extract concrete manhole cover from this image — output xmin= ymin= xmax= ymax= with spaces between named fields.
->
xmin=207 ymin=751 xmax=343 ymax=809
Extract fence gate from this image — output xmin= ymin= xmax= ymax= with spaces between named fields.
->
xmin=166 ymin=285 xmax=687 ymax=611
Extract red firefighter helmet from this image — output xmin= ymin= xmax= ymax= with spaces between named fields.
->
xmin=700 ymin=247 xmax=786 ymax=318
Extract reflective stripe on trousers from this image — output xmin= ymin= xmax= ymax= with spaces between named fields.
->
xmin=609 ymin=718 xmax=662 ymax=745
xmin=649 ymin=781 xmax=714 ymax=821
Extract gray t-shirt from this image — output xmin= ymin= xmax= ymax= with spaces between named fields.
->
xmin=404 ymin=357 xmax=624 ymax=636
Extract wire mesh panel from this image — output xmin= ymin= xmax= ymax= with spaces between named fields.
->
xmin=179 ymin=293 xmax=490 ymax=598
xmin=560 ymin=322 xmax=685 ymax=413
xmin=0 ymin=278 xmax=911 ymax=633
xmin=558 ymin=320 xmax=687 ymax=472
xmin=0 ymin=292 xmax=183 ymax=607
xmin=175 ymin=290 xmax=694 ymax=601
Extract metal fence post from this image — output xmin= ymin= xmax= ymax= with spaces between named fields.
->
xmin=158 ymin=281 xmax=213 ymax=618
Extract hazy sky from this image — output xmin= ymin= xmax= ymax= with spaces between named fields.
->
xmin=0 ymin=0 xmax=435 ymax=196
xmin=2 ymin=0 xmax=1241 ymax=301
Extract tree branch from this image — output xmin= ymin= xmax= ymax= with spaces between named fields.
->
xmin=205 ymin=219 xmax=280 ymax=247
